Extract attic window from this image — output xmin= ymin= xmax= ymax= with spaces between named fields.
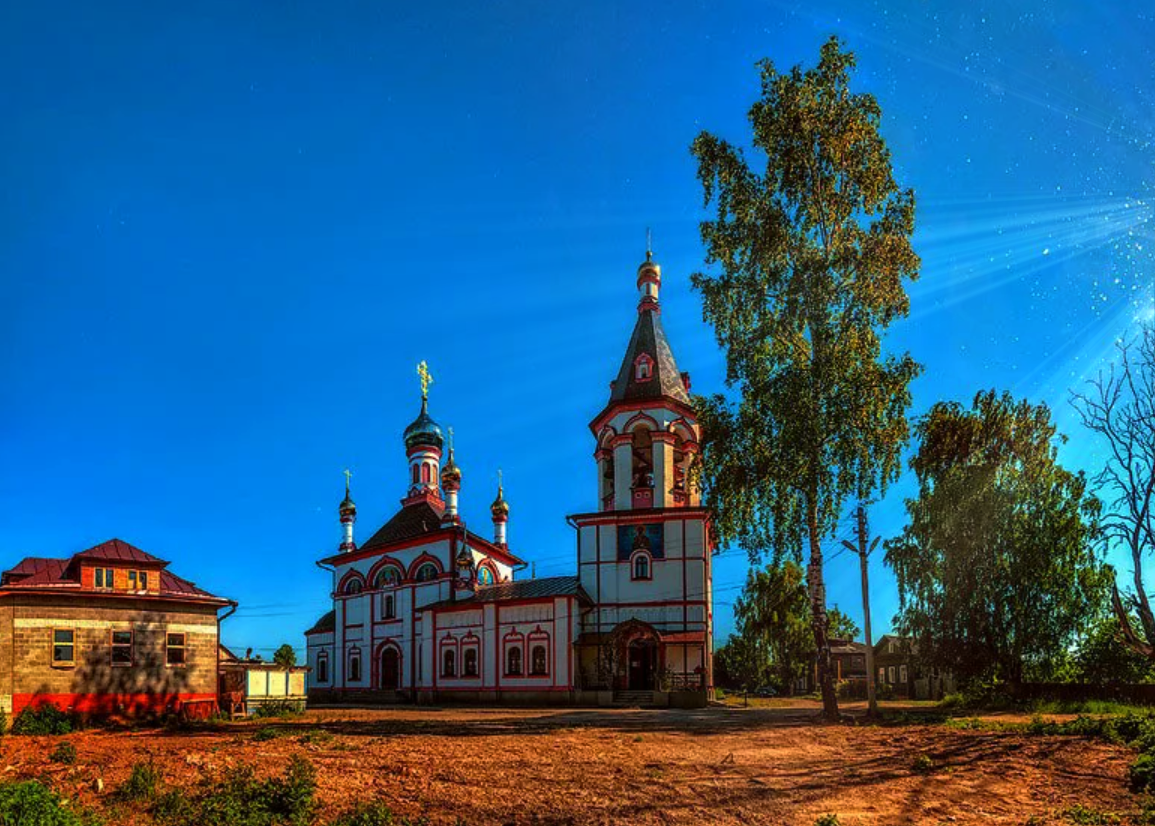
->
xmin=634 ymin=353 xmax=654 ymax=382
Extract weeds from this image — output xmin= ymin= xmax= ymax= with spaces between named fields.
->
xmin=911 ymin=754 xmax=934 ymax=773
xmin=253 ymin=726 xmax=289 ymax=742
xmin=1062 ymin=803 xmax=1122 ymax=824
xmin=328 ymin=800 xmax=430 ymax=826
xmin=117 ymin=761 xmax=161 ymax=802
xmin=49 ymin=742 xmax=77 ymax=765
xmin=251 ymin=699 xmax=305 ymax=719
xmin=150 ymin=755 xmax=317 ymax=826
xmin=814 ymin=815 xmax=840 ymax=826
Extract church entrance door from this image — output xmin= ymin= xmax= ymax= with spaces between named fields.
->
xmin=627 ymin=639 xmax=657 ymax=690
xmin=380 ymin=648 xmax=400 ymax=690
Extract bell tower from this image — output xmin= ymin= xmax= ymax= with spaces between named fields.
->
xmin=571 ymin=243 xmax=713 ymax=699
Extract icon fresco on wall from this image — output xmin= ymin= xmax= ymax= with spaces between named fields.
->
xmin=617 ymin=523 xmax=664 ymax=560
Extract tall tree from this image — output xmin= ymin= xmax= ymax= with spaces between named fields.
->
xmin=734 ymin=562 xmax=813 ymax=693
xmin=1073 ymin=612 xmax=1155 ymax=685
xmin=826 ymin=607 xmax=861 ymax=642
xmin=691 ymin=37 xmax=921 ymax=719
xmin=273 ymin=644 xmax=297 ymax=668
xmin=886 ymin=391 xmax=1108 ymax=685
xmin=1071 ymin=323 xmax=1155 ymax=658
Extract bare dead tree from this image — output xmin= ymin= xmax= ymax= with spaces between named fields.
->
xmin=1071 ymin=321 xmax=1155 ymax=656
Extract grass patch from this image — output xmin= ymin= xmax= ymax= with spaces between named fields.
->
xmin=117 ymin=761 xmax=161 ymax=802
xmin=814 ymin=815 xmax=840 ymax=826
xmin=0 ymin=780 xmax=100 ymax=825
xmin=253 ymin=726 xmax=293 ymax=742
xmin=911 ymin=753 xmax=935 ymax=773
xmin=1062 ymin=803 xmax=1123 ymax=824
xmin=298 ymin=728 xmax=335 ymax=746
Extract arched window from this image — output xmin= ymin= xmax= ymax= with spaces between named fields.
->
xmin=344 ymin=577 xmax=364 ymax=595
xmin=421 ymin=463 xmax=431 ymax=485
xmin=632 ymin=554 xmax=651 ymax=581
xmin=316 ymin=654 xmax=328 ymax=683
xmin=531 ymin=645 xmax=548 ymax=676
xmin=374 ymin=567 xmax=401 ymax=589
xmin=477 ymin=566 xmax=494 ymax=586
xmin=463 ymin=647 xmax=478 ymax=677
xmin=382 ymin=594 xmax=395 ymax=619
xmin=412 ymin=464 xmax=420 ymax=486
xmin=349 ymin=650 xmax=361 ymax=682
xmin=415 ymin=563 xmax=438 ymax=582
xmin=506 ymin=646 xmax=522 ymax=676
xmin=442 ymin=648 xmax=456 ymax=677
xmin=634 ymin=353 xmax=654 ymax=382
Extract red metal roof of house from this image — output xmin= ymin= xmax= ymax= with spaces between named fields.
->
xmin=75 ymin=538 xmax=167 ymax=565
xmin=0 ymin=539 xmax=228 ymax=605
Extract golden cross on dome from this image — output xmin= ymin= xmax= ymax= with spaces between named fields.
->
xmin=343 ymin=468 xmax=352 ymax=494
xmin=417 ymin=360 xmax=433 ymax=400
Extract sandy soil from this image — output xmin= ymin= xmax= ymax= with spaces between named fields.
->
xmin=0 ymin=702 xmax=1140 ymax=825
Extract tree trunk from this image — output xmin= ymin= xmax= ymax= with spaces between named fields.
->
xmin=806 ymin=499 xmax=840 ymax=720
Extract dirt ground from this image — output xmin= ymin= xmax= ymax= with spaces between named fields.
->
xmin=0 ymin=700 xmax=1141 ymax=825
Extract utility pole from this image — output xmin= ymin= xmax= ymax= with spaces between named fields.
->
xmin=842 ymin=503 xmax=880 ymax=717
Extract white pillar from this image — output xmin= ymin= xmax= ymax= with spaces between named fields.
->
xmin=612 ymin=435 xmax=633 ymax=511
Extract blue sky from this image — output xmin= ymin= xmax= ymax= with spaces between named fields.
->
xmin=1 ymin=1 xmax=1152 ymax=658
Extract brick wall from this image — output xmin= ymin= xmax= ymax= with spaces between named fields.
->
xmin=1 ymin=594 xmax=219 ymax=715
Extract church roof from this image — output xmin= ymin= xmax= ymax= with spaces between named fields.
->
xmin=609 ymin=308 xmax=690 ymax=406
xmin=358 ymin=500 xmax=445 ymax=553
xmin=420 ymin=575 xmax=590 ymax=611
xmin=305 ymin=609 xmax=336 ymax=635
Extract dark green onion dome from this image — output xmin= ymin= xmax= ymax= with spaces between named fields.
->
xmin=441 ymin=450 xmax=462 ymax=486
xmin=403 ymin=398 xmax=444 ymax=451
xmin=491 ymin=485 xmax=510 ymax=519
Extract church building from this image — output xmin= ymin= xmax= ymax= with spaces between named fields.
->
xmin=305 ymin=249 xmax=713 ymax=705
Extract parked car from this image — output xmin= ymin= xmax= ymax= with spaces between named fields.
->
xmin=754 ymin=686 xmax=777 ymax=698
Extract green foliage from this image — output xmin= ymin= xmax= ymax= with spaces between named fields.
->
xmin=328 ymin=800 xmax=429 ymax=826
xmin=117 ymin=761 xmax=161 ymax=802
xmin=814 ymin=815 xmax=840 ymax=826
xmin=153 ymin=755 xmax=317 ymax=826
xmin=734 ymin=562 xmax=813 ymax=692
xmin=252 ymin=699 xmax=305 ymax=718
xmin=0 ymin=712 xmax=6 ymax=737
xmin=253 ymin=726 xmax=287 ymax=742
xmin=297 ymin=728 xmax=334 ymax=746
xmin=11 ymin=703 xmax=76 ymax=736
xmin=911 ymin=753 xmax=934 ymax=773
xmin=690 ymin=36 xmax=920 ymax=718
xmin=48 ymin=742 xmax=77 ymax=765
xmin=273 ymin=644 xmax=298 ymax=668
xmin=1072 ymin=613 xmax=1155 ymax=685
xmin=0 ymin=781 xmax=99 ymax=826
xmin=1131 ymin=754 xmax=1155 ymax=793
xmin=885 ymin=390 xmax=1108 ymax=685
xmin=826 ymin=608 xmax=860 ymax=642
xmin=1063 ymin=804 xmax=1122 ymax=825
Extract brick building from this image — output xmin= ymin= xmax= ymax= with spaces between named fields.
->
xmin=0 ymin=538 xmax=233 ymax=717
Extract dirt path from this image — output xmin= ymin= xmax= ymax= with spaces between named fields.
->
xmin=0 ymin=704 xmax=1139 ymax=824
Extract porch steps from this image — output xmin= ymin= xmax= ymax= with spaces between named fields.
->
xmin=613 ymin=690 xmax=656 ymax=707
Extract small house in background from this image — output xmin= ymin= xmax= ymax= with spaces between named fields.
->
xmin=794 ymin=638 xmax=870 ymax=696
xmin=218 ymin=645 xmax=308 ymax=716
xmin=873 ymin=634 xmax=955 ymax=700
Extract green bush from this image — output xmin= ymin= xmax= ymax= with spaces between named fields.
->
xmin=328 ymin=800 xmax=430 ymax=826
xmin=253 ymin=726 xmax=286 ymax=742
xmin=714 ymin=688 xmax=726 ymax=701
xmin=153 ymin=755 xmax=317 ymax=826
xmin=912 ymin=753 xmax=934 ymax=773
xmin=49 ymin=742 xmax=77 ymax=764
xmin=1131 ymin=753 xmax=1155 ymax=794
xmin=814 ymin=815 xmax=840 ymax=826
xmin=11 ymin=703 xmax=76 ymax=735
xmin=117 ymin=761 xmax=161 ymax=802
xmin=0 ymin=780 xmax=98 ymax=825
xmin=252 ymin=699 xmax=305 ymax=719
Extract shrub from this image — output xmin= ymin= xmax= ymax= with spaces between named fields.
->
xmin=1131 ymin=753 xmax=1155 ymax=794
xmin=154 ymin=755 xmax=317 ymax=826
xmin=49 ymin=742 xmax=77 ymax=765
xmin=814 ymin=815 xmax=840 ymax=826
xmin=912 ymin=754 xmax=934 ymax=773
xmin=329 ymin=800 xmax=430 ymax=826
xmin=253 ymin=726 xmax=286 ymax=742
xmin=1063 ymin=803 xmax=1122 ymax=825
xmin=298 ymin=728 xmax=334 ymax=746
xmin=714 ymin=688 xmax=726 ymax=701
xmin=0 ymin=780 xmax=98 ymax=825
xmin=117 ymin=761 xmax=161 ymax=802
xmin=11 ymin=703 xmax=76 ymax=735
xmin=252 ymin=699 xmax=305 ymax=719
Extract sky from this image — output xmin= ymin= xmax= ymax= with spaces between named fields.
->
xmin=1 ymin=1 xmax=1152 ymax=659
